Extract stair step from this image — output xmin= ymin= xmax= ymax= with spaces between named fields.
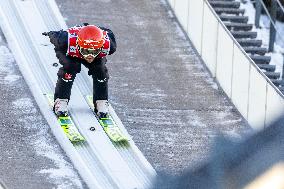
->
xmin=264 ymin=72 xmax=281 ymax=79
xmin=237 ymin=39 xmax=262 ymax=47
xmin=250 ymin=55 xmax=271 ymax=64
xmin=231 ymin=31 xmax=257 ymax=38
xmin=225 ymin=22 xmax=253 ymax=31
xmin=243 ymin=47 xmax=267 ymax=55
xmin=256 ymin=64 xmax=276 ymax=72
xmin=214 ymin=8 xmax=245 ymax=15
xmin=219 ymin=15 xmax=248 ymax=23
xmin=271 ymin=79 xmax=284 ymax=87
xmin=209 ymin=1 xmax=240 ymax=9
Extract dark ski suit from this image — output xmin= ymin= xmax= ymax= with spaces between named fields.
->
xmin=44 ymin=25 xmax=116 ymax=104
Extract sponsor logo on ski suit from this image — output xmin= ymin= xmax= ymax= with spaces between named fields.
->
xmin=66 ymin=26 xmax=110 ymax=59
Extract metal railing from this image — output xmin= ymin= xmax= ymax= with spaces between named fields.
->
xmin=254 ymin=0 xmax=284 ymax=79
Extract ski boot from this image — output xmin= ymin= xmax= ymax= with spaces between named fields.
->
xmin=95 ymin=100 xmax=109 ymax=119
xmin=53 ymin=98 xmax=69 ymax=117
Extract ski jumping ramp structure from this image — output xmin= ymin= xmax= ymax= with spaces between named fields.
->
xmin=1 ymin=0 xmax=283 ymax=188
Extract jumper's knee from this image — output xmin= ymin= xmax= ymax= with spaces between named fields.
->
xmin=57 ymin=67 xmax=77 ymax=82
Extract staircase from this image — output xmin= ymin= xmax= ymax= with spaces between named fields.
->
xmin=208 ymin=0 xmax=284 ymax=93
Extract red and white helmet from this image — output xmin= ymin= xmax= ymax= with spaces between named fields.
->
xmin=77 ymin=25 xmax=106 ymax=58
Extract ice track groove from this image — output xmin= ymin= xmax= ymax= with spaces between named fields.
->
xmin=0 ymin=0 xmax=156 ymax=189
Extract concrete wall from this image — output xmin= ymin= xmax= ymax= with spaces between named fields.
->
xmin=167 ymin=0 xmax=284 ymax=130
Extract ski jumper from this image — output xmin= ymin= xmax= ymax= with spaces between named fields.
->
xmin=48 ymin=25 xmax=116 ymax=103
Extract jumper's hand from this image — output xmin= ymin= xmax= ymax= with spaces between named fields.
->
xmin=41 ymin=31 xmax=58 ymax=46
xmin=42 ymin=31 xmax=56 ymax=37
xmin=42 ymin=32 xmax=49 ymax=36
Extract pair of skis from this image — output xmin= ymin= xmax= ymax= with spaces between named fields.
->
xmin=45 ymin=94 xmax=128 ymax=144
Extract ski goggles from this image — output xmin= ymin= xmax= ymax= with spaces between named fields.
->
xmin=77 ymin=45 xmax=101 ymax=58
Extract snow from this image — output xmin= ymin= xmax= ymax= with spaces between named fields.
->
xmin=13 ymin=98 xmax=83 ymax=189
xmin=0 ymin=46 xmax=16 ymax=75
xmin=0 ymin=0 xmax=281 ymax=187
xmin=240 ymin=0 xmax=284 ymax=77
xmin=0 ymin=37 xmax=82 ymax=188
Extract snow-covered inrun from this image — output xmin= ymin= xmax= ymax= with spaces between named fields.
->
xmin=13 ymin=98 xmax=83 ymax=189
xmin=241 ymin=0 xmax=284 ymax=78
xmin=0 ymin=35 xmax=83 ymax=188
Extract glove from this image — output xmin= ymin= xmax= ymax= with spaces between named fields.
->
xmin=42 ymin=32 xmax=49 ymax=36
xmin=42 ymin=31 xmax=57 ymax=37
xmin=42 ymin=31 xmax=59 ymax=46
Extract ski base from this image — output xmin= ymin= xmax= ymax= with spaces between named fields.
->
xmin=45 ymin=94 xmax=85 ymax=143
xmin=85 ymin=95 xmax=129 ymax=143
